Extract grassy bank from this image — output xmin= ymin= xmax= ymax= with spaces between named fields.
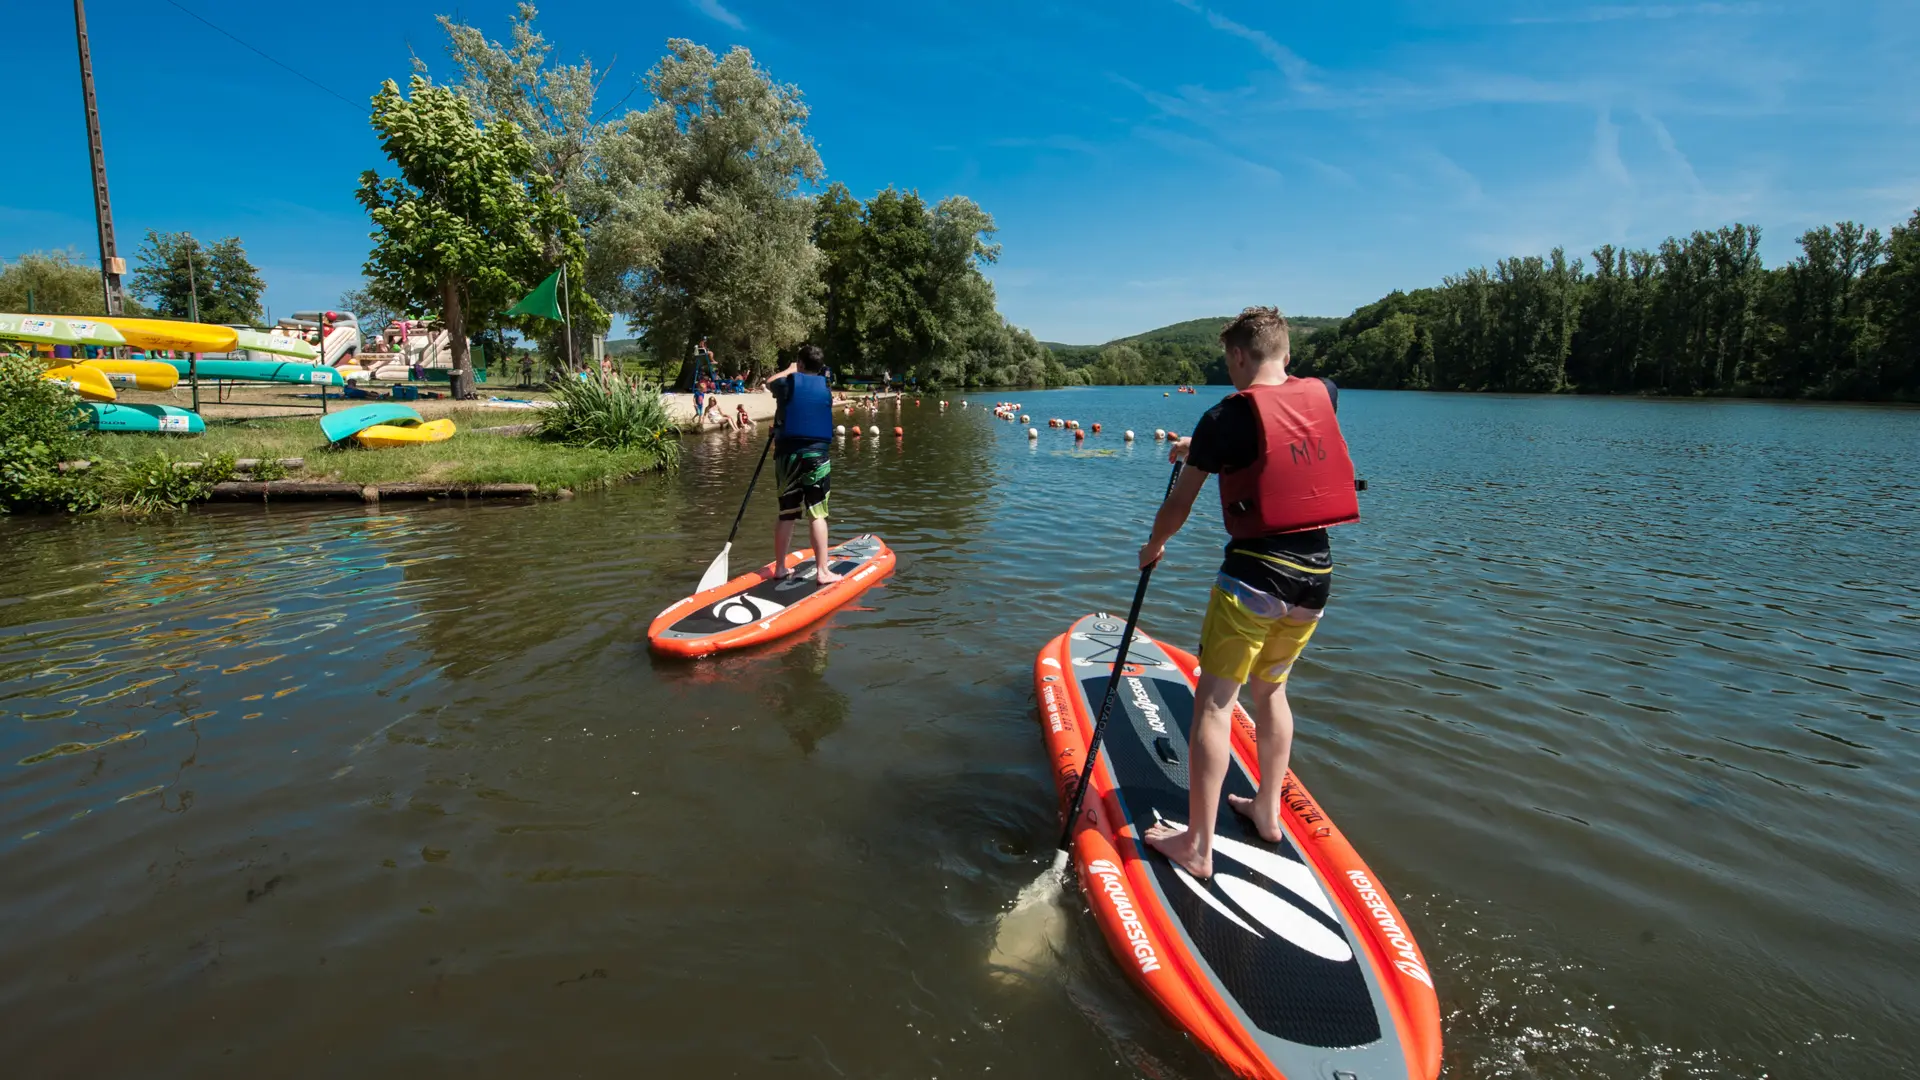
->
xmin=75 ymin=408 xmax=669 ymax=500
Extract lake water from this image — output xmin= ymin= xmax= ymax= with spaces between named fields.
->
xmin=1 ymin=387 xmax=1915 ymax=1079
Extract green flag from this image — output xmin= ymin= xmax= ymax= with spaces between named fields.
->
xmin=508 ymin=268 xmax=565 ymax=321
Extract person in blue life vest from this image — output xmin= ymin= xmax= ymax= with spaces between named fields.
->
xmin=1136 ymin=307 xmax=1360 ymax=880
xmin=764 ymin=343 xmax=842 ymax=584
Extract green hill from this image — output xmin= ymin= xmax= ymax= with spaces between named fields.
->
xmin=1043 ymin=315 xmax=1337 ymax=385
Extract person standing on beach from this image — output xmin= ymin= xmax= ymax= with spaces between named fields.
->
xmin=764 ymin=344 xmax=841 ymax=584
xmin=1135 ymin=307 xmax=1359 ymax=880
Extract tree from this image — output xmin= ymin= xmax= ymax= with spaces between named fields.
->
xmin=0 ymin=249 xmax=125 ymax=316
xmin=338 ymin=285 xmax=397 ymax=339
xmin=434 ymin=5 xmax=639 ymax=365
xmin=358 ymin=75 xmax=582 ymax=400
xmin=624 ymin=40 xmax=823 ymax=386
xmin=129 ymin=231 xmax=264 ymax=324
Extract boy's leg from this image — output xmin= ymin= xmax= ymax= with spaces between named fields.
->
xmin=1227 ymin=676 xmax=1293 ymax=843
xmin=808 ymin=514 xmax=840 ymax=583
xmin=1144 ymin=583 xmax=1269 ymax=879
xmin=1227 ymin=610 xmax=1322 ymax=842
xmin=772 ymin=449 xmax=800 ymax=578
xmin=773 ymin=517 xmax=796 ymax=576
xmin=1144 ymin=671 xmax=1241 ymax=880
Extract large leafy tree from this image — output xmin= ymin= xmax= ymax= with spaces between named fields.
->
xmin=357 ymin=75 xmax=583 ymax=399
xmin=434 ymin=5 xmax=638 ymax=367
xmin=129 ymin=231 xmax=264 ymax=324
xmin=625 ymin=40 xmax=823 ymax=386
xmin=0 ymin=249 xmax=133 ymax=316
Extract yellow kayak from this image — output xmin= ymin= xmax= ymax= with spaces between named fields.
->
xmin=95 ymin=316 xmax=239 ymax=353
xmin=42 ymin=364 xmax=117 ymax=402
xmin=83 ymin=358 xmax=180 ymax=391
xmin=354 ymin=417 xmax=456 ymax=448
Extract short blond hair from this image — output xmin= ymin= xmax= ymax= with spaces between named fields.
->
xmin=1219 ymin=306 xmax=1291 ymax=363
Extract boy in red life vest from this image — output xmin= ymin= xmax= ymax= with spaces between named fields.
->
xmin=1138 ymin=306 xmax=1359 ymax=880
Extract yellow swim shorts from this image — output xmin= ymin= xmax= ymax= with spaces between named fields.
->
xmin=1196 ymin=582 xmax=1322 ymax=685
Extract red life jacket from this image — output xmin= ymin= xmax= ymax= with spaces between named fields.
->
xmin=1216 ymin=378 xmax=1359 ymax=538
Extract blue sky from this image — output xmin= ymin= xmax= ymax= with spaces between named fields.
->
xmin=8 ymin=1 xmax=1917 ymax=343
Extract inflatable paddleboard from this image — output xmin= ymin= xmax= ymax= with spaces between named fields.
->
xmin=1035 ymin=614 xmax=1441 ymax=1080
xmin=648 ymin=535 xmax=894 ymax=658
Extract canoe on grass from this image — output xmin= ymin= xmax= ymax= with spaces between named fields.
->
xmin=355 ymin=418 xmax=455 ymax=448
xmin=322 ymin=402 xmax=422 ymax=444
xmin=84 ymin=402 xmax=204 ymax=434
xmin=161 ymin=358 xmax=343 ymax=386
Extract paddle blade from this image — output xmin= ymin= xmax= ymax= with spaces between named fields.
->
xmin=697 ymin=542 xmax=732 ymax=594
xmin=987 ymin=849 xmax=1072 ymax=986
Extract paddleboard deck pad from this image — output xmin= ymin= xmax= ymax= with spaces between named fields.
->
xmin=648 ymin=535 xmax=895 ymax=658
xmin=1035 ymin=614 xmax=1440 ymax=1080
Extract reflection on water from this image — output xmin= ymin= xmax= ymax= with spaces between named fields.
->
xmin=0 ymin=389 xmax=1915 ymax=1078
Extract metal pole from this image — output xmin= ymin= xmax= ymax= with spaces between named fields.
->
xmin=186 ymin=236 xmax=203 ymax=411
xmin=73 ymin=0 xmax=124 ymax=315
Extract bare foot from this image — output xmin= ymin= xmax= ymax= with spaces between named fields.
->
xmin=1144 ymin=821 xmax=1211 ymax=880
xmin=1228 ymin=793 xmax=1285 ymax=844
xmin=814 ymin=566 xmax=843 ymax=585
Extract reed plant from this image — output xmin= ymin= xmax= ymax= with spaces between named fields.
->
xmin=537 ymin=374 xmax=680 ymax=464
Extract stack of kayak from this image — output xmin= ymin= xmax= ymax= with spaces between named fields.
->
xmin=2 ymin=314 xmax=336 ymax=411
xmin=321 ymin=402 xmax=456 ymax=448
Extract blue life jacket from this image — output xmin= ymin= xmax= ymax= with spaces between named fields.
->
xmin=776 ymin=372 xmax=834 ymax=445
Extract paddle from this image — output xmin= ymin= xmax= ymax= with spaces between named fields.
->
xmin=696 ymin=426 xmax=777 ymax=593
xmin=988 ymin=458 xmax=1184 ymax=983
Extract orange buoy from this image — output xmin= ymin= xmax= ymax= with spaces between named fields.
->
xmin=851 ymin=426 xmax=862 ymax=438
xmin=893 ymin=426 xmax=903 ymax=436
xmin=1074 ymin=429 xmax=1085 ymax=441
xmin=1092 ymin=423 xmax=1102 ymax=433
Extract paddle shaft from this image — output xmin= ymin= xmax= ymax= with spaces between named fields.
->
xmin=1057 ymin=460 xmax=1184 ymax=853
xmin=723 ymin=428 xmax=777 ymax=548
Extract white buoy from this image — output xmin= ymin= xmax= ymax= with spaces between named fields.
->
xmin=1154 ymin=428 xmax=1166 ymax=440
xmin=835 ymin=424 xmax=846 ymax=435
xmin=1124 ymin=430 xmax=1135 ymax=441
xmin=869 ymin=425 xmax=880 ymax=435
xmin=1027 ymin=427 xmax=1038 ymax=438
xmin=1019 ymin=414 xmax=1029 ymax=422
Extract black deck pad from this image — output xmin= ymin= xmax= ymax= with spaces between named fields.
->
xmin=664 ymin=542 xmax=876 ymax=639
xmin=1079 ymin=665 xmax=1381 ymax=1049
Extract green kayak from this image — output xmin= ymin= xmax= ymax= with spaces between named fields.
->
xmin=85 ymin=402 xmax=205 ymax=435
xmin=163 ymin=358 xmax=343 ymax=386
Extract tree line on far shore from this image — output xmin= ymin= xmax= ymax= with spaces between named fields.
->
xmin=1 ymin=233 xmax=265 ymax=326
xmin=1296 ymin=214 xmax=1920 ymax=402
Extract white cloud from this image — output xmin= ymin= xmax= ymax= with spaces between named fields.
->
xmin=692 ymin=0 xmax=745 ymax=31
xmin=1170 ymin=0 xmax=1318 ymax=93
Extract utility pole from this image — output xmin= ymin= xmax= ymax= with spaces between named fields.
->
xmin=74 ymin=0 xmax=125 ymax=315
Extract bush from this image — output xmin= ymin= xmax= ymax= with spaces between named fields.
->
xmin=0 ymin=351 xmax=90 ymax=512
xmin=537 ymin=374 xmax=679 ymax=464
xmin=104 ymin=451 xmax=236 ymax=515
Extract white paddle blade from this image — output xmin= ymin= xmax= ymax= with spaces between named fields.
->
xmin=987 ymin=850 xmax=1073 ymax=986
xmin=697 ymin=542 xmax=732 ymax=594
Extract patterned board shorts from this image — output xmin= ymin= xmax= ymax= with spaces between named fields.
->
xmin=775 ymin=446 xmax=832 ymax=521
